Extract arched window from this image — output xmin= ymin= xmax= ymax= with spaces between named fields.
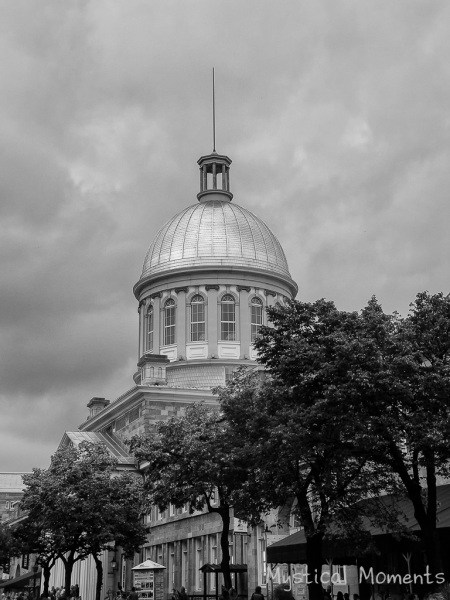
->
xmin=145 ymin=305 xmax=153 ymax=352
xmin=164 ymin=298 xmax=176 ymax=345
xmin=190 ymin=295 xmax=205 ymax=341
xmin=220 ymin=294 xmax=235 ymax=341
xmin=250 ymin=297 xmax=263 ymax=342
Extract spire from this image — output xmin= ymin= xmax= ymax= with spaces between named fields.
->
xmin=197 ymin=69 xmax=233 ymax=202
xmin=212 ymin=67 xmax=216 ymax=153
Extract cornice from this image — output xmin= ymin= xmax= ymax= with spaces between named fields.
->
xmin=79 ymin=385 xmax=216 ymax=431
xmin=134 ymin=265 xmax=298 ymax=300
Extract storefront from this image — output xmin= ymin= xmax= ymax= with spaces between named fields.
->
xmin=0 ymin=568 xmax=42 ymax=597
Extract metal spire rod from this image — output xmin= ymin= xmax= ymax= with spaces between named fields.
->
xmin=212 ymin=67 xmax=216 ymax=152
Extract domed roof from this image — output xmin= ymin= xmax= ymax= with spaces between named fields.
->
xmin=139 ymin=199 xmax=292 ymax=280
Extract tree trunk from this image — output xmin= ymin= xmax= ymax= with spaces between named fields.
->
xmin=306 ymin=532 xmax=324 ymax=600
xmin=391 ymin=445 xmax=445 ymax=586
xmin=93 ymin=553 xmax=104 ymax=600
xmin=43 ymin=563 xmax=51 ymax=597
xmin=422 ymin=528 xmax=444 ymax=588
xmin=63 ymin=551 xmax=76 ymax=597
xmin=218 ymin=506 xmax=232 ymax=591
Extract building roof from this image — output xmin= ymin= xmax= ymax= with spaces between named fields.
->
xmin=132 ymin=560 xmax=166 ymax=571
xmin=58 ymin=431 xmax=135 ymax=467
xmin=0 ymin=473 xmax=30 ymax=493
xmin=139 ymin=200 xmax=293 ymax=282
xmin=0 ymin=569 xmax=42 ymax=589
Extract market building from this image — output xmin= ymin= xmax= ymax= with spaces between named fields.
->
xmin=41 ymin=146 xmax=298 ymax=600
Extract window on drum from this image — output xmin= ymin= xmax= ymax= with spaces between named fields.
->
xmin=250 ymin=296 xmax=263 ymax=342
xmin=220 ymin=294 xmax=236 ymax=341
xmin=190 ymin=295 xmax=206 ymax=341
xmin=164 ymin=298 xmax=176 ymax=345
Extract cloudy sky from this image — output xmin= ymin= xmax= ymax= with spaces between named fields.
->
xmin=1 ymin=0 xmax=450 ymax=471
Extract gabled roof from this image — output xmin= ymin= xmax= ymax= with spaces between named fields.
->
xmin=58 ymin=431 xmax=135 ymax=468
xmin=132 ymin=560 xmax=166 ymax=570
xmin=0 ymin=473 xmax=30 ymax=493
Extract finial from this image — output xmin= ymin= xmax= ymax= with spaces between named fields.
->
xmin=212 ymin=67 xmax=216 ymax=153
xmin=196 ymin=69 xmax=232 ymax=202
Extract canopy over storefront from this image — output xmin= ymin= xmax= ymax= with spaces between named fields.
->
xmin=199 ymin=564 xmax=247 ymax=600
xmin=267 ymin=485 xmax=450 ymax=564
xmin=0 ymin=569 xmax=42 ymax=590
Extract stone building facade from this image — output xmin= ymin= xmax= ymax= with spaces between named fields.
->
xmin=45 ymin=147 xmax=298 ymax=600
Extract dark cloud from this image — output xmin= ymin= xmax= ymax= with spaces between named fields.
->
xmin=1 ymin=0 xmax=450 ymax=469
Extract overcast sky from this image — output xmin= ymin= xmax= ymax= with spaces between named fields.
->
xmin=1 ymin=0 xmax=450 ymax=471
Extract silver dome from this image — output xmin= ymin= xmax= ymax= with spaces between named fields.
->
xmin=140 ymin=199 xmax=292 ymax=279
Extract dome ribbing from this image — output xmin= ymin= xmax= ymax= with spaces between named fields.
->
xmin=140 ymin=199 xmax=292 ymax=280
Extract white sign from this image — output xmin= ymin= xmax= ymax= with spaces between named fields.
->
xmin=233 ymin=518 xmax=248 ymax=533
xmin=134 ymin=570 xmax=155 ymax=598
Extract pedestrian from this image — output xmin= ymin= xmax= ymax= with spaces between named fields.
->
xmin=179 ymin=588 xmax=188 ymax=600
xmin=219 ymin=588 xmax=229 ymax=600
xmin=323 ymin=588 xmax=332 ymax=600
xmin=273 ymin=584 xmax=293 ymax=600
xmin=251 ymin=587 xmax=265 ymax=600
xmin=128 ymin=589 xmax=139 ymax=600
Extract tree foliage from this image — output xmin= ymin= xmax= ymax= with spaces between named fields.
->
xmin=20 ymin=442 xmax=146 ymax=600
xmin=0 ymin=521 xmax=22 ymax=568
xmin=130 ymin=404 xmax=267 ymax=590
xmin=218 ymin=360 xmax=394 ymax=600
xmin=229 ymin=292 xmax=450 ymax=589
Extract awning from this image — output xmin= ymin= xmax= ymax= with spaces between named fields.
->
xmin=267 ymin=484 xmax=450 ymax=564
xmin=266 ymin=531 xmax=356 ymax=564
xmin=200 ymin=564 xmax=247 ymax=573
xmin=0 ymin=569 xmax=42 ymax=589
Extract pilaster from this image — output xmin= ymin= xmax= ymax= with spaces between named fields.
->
xmin=151 ymin=293 xmax=161 ymax=353
xmin=238 ymin=286 xmax=251 ymax=358
xmin=206 ymin=285 xmax=219 ymax=358
xmin=175 ymin=287 xmax=188 ymax=359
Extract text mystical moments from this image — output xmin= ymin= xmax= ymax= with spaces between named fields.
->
xmin=267 ymin=565 xmax=446 ymax=588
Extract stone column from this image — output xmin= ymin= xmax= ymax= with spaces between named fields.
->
xmin=238 ymin=286 xmax=251 ymax=358
xmin=206 ymin=285 xmax=219 ymax=358
xmin=175 ymin=287 xmax=188 ymax=359
xmin=151 ymin=293 xmax=161 ymax=353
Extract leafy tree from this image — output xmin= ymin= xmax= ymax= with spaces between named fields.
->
xmin=13 ymin=521 xmax=60 ymax=597
xmin=21 ymin=442 xmax=147 ymax=600
xmin=89 ymin=471 xmax=147 ymax=600
xmin=0 ymin=521 xmax=21 ymax=569
xmin=130 ymin=404 xmax=266 ymax=591
xmin=237 ymin=293 xmax=450 ymax=589
xmin=346 ymin=292 xmax=450 ymax=581
xmin=218 ymin=363 xmax=393 ymax=600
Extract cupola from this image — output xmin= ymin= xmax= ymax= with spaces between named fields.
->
xmin=197 ymin=152 xmax=233 ymax=202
